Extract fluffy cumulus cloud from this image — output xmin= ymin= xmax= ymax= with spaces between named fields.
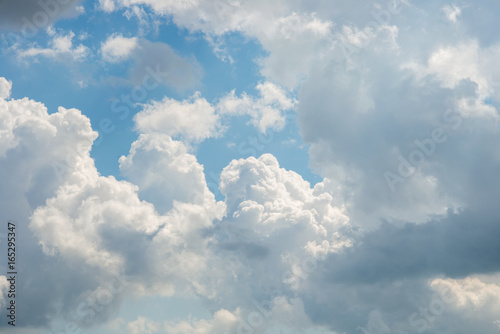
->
xmin=101 ymin=33 xmax=139 ymax=62
xmin=204 ymin=154 xmax=353 ymax=314
xmin=0 ymin=78 xmax=207 ymax=330
xmin=0 ymin=76 xmax=357 ymax=333
xmin=0 ymin=78 xmax=104 ymax=330
xmin=218 ymin=81 xmax=296 ymax=132
xmin=133 ymin=93 xmax=220 ymax=143
xmin=133 ymin=81 xmax=295 ymax=144
xmin=118 ymin=132 xmax=225 ymax=215
xmin=0 ymin=77 xmax=350 ymax=333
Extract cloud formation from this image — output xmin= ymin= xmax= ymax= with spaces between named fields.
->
xmin=0 ymin=0 xmax=83 ymax=31
xmin=90 ymin=1 xmax=500 ymax=333
xmin=100 ymin=34 xmax=203 ymax=90
xmin=101 ymin=34 xmax=139 ymax=63
xmin=2 ymin=0 xmax=500 ymax=333
xmin=132 ymin=81 xmax=295 ymax=145
xmin=16 ymin=30 xmax=89 ymax=61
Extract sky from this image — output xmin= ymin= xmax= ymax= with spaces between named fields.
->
xmin=1 ymin=0 xmax=500 ymax=333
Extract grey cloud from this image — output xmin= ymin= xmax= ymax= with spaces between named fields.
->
xmin=321 ymin=208 xmax=500 ymax=285
xmin=0 ymin=0 xmax=82 ymax=31
xmin=122 ymin=39 xmax=202 ymax=92
xmin=298 ymin=205 xmax=500 ymax=333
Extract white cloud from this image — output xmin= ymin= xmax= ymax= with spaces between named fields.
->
xmin=0 ymin=79 xmax=106 ymax=328
xmin=15 ymin=87 xmax=351 ymax=334
xmin=0 ymin=78 xmax=12 ymax=100
xmin=17 ymin=31 xmax=90 ymax=61
xmin=0 ymin=78 xmax=222 ymax=329
xmin=127 ymin=316 xmax=160 ymax=334
xmin=202 ymin=154 xmax=353 ymax=315
xmin=404 ymin=40 xmax=500 ymax=118
xmin=0 ymin=78 xmax=356 ymax=333
xmin=134 ymin=93 xmax=220 ymax=143
xmin=133 ymin=81 xmax=295 ymax=143
xmin=99 ymin=0 xmax=117 ymax=12
xmin=101 ymin=34 xmax=138 ymax=62
xmin=431 ymin=276 xmax=500 ymax=309
xmin=218 ymin=81 xmax=296 ymax=132
xmin=443 ymin=4 xmax=461 ymax=23
xmin=119 ymin=133 xmax=225 ymax=214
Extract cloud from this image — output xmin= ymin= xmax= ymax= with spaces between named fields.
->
xmin=218 ymin=81 xmax=296 ymax=132
xmin=133 ymin=81 xmax=295 ymax=143
xmin=127 ymin=316 xmax=161 ymax=334
xmin=0 ymin=78 xmax=106 ymax=330
xmin=443 ymin=4 xmax=462 ymax=23
xmin=0 ymin=78 xmax=223 ymax=331
xmin=0 ymin=0 xmax=83 ymax=31
xmin=122 ymin=300 xmax=340 ymax=334
xmin=0 ymin=77 xmax=12 ymax=100
xmin=0 ymin=78 xmax=354 ymax=333
xmin=100 ymin=34 xmax=202 ymax=90
xmin=201 ymin=154 xmax=353 ymax=318
xmin=100 ymin=2 xmax=500 ymax=333
xmin=432 ymin=275 xmax=500 ymax=305
xmin=124 ymin=309 xmax=240 ymax=334
xmin=133 ymin=93 xmax=220 ymax=144
xmin=97 ymin=0 xmax=337 ymax=88
xmin=101 ymin=34 xmax=139 ymax=63
xmin=119 ymin=133 xmax=224 ymax=214
xmin=3 ymin=0 xmax=500 ymax=333
xmin=16 ymin=30 xmax=90 ymax=61
xmin=291 ymin=3 xmax=500 ymax=231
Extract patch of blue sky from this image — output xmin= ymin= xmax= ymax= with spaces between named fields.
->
xmin=0 ymin=0 xmax=320 ymax=196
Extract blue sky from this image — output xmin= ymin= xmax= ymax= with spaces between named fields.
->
xmin=1 ymin=0 xmax=500 ymax=334
xmin=1 ymin=8 xmax=316 ymax=188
